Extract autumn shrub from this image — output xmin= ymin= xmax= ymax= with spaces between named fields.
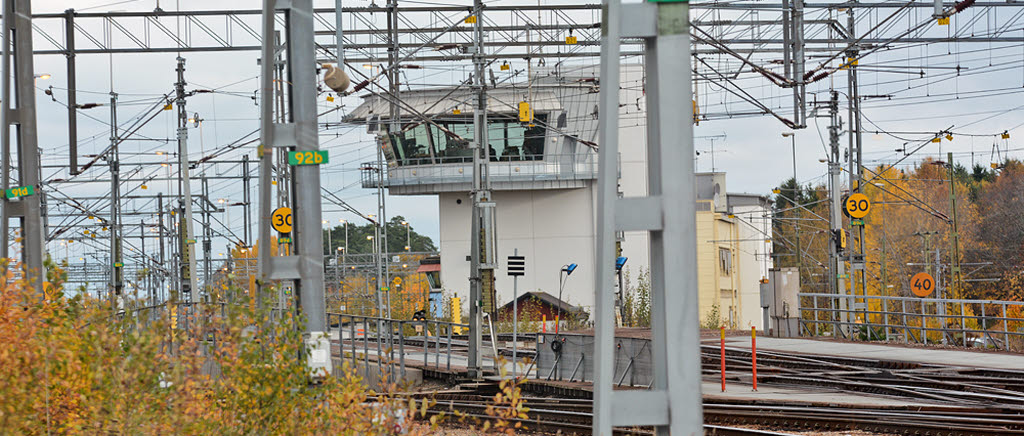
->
xmin=492 ymin=297 xmax=544 ymax=334
xmin=622 ymin=267 xmax=651 ymax=328
xmin=482 ymin=364 xmax=530 ymax=434
xmin=0 ymin=263 xmax=443 ymax=435
xmin=701 ymin=303 xmax=723 ymax=329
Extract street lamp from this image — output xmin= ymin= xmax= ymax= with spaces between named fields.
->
xmin=340 ymin=219 xmax=348 ymax=266
xmin=783 ymin=132 xmax=802 ymax=274
xmin=323 ymin=220 xmax=331 ymax=257
xmin=401 ymin=220 xmax=411 ymax=251
xmin=782 ymin=132 xmax=797 ymax=186
xmin=874 ymin=182 xmax=887 ymax=294
xmin=556 ymin=263 xmax=578 ymax=335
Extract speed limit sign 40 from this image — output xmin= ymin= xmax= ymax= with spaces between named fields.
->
xmin=844 ymin=193 xmax=871 ymax=219
xmin=910 ymin=272 xmax=935 ymax=297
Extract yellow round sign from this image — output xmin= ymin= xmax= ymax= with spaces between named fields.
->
xmin=845 ymin=193 xmax=871 ymax=219
xmin=393 ymin=276 xmax=402 ymax=286
xmin=272 ymin=207 xmax=293 ymax=233
xmin=910 ymin=272 xmax=935 ymax=297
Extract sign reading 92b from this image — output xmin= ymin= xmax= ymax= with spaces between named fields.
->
xmin=911 ymin=272 xmax=935 ymax=297
xmin=844 ymin=193 xmax=871 ymax=219
xmin=288 ymin=150 xmax=329 ymax=166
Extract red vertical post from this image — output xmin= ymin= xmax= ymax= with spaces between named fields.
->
xmin=751 ymin=326 xmax=758 ymax=391
xmin=720 ymin=326 xmax=726 ymax=392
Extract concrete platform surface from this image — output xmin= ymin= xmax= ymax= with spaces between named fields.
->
xmin=524 ymin=378 xmax=944 ymax=408
xmin=722 ymin=336 xmax=1024 ymax=370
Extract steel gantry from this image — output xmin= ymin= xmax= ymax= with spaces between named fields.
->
xmin=257 ymin=0 xmax=332 ymax=376
xmin=594 ymin=1 xmax=702 ymax=434
xmin=0 ymin=0 xmax=46 ymax=297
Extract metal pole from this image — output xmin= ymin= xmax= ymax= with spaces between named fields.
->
xmin=242 ymin=154 xmax=251 ymax=246
xmin=880 ymin=187 xmax=887 ymax=294
xmin=109 ymin=92 xmax=123 ymax=310
xmin=512 ymin=248 xmax=518 ymax=379
xmin=256 ymin=0 xmax=275 ymax=311
xmin=595 ymin=1 xmax=701 ymax=433
xmin=335 ymin=0 xmax=344 ymax=67
xmin=284 ymin=0 xmax=330 ymax=373
xmin=158 ymin=192 xmax=166 ymax=304
xmin=381 ymin=0 xmax=397 ymax=319
xmin=557 ymin=270 xmax=564 ymax=335
xmin=947 ymin=152 xmax=962 ymax=298
xmin=1 ymin=0 xmax=46 ymax=295
xmin=595 ymin=0 xmax=622 ymax=429
xmin=140 ymin=221 xmax=147 ymax=307
xmin=847 ymin=7 xmax=869 ymax=327
xmin=792 ymin=0 xmax=806 ymax=127
xmin=781 ymin=0 xmax=792 ymax=85
xmin=65 ymin=8 xmax=79 ymax=175
xmin=387 ymin=0 xmax=400 ymax=131
xmin=785 ymin=133 xmax=802 ymax=276
xmin=0 ymin=0 xmax=9 ymax=264
xmin=202 ymin=176 xmax=212 ymax=297
xmin=467 ymin=0 xmax=490 ymax=380
xmin=175 ymin=57 xmax=199 ymax=300
xmin=827 ymin=91 xmax=848 ymax=334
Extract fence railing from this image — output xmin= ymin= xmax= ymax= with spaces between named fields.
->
xmin=799 ymin=292 xmax=1024 ymax=351
xmin=116 ymin=304 xmax=508 ymax=381
xmin=361 ymin=153 xmax=598 ymax=188
xmin=327 ymin=313 xmax=473 ymax=381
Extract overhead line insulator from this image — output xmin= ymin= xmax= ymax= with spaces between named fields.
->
xmin=954 ymin=0 xmax=976 ymax=14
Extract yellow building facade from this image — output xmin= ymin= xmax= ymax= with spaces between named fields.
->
xmin=696 ymin=199 xmax=741 ymax=328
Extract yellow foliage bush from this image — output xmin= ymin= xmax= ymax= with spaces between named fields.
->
xmin=0 ymin=261 xmax=444 ymax=435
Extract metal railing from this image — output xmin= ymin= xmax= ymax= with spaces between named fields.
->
xmin=394 ymin=155 xmax=546 ymax=166
xmin=328 ymin=313 xmax=471 ymax=380
xmin=361 ymin=153 xmax=598 ymax=188
xmin=799 ymin=293 xmax=1024 ymax=351
xmin=534 ymin=333 xmax=652 ymax=386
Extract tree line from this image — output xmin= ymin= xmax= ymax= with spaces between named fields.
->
xmin=772 ymin=158 xmax=1024 ymax=302
xmin=321 ymin=215 xmax=437 ymax=255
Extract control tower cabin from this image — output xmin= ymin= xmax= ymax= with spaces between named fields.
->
xmin=347 ymin=65 xmax=652 ymax=316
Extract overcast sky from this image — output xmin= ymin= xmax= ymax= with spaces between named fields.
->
xmin=29 ymin=0 xmax=1024 ymax=270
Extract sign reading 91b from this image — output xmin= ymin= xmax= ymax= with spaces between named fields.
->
xmin=844 ymin=193 xmax=871 ymax=219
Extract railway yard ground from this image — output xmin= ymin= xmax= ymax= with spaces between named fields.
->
xmin=362 ymin=334 xmax=1024 ymax=435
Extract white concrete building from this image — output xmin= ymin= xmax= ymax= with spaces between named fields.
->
xmin=348 ymin=65 xmax=650 ymax=317
xmin=347 ymin=65 xmax=768 ymax=324
xmin=728 ymin=193 xmax=774 ymax=329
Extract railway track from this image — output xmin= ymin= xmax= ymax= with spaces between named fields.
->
xmin=415 ymin=395 xmax=799 ymax=435
xmin=414 ymin=341 xmax=1024 ymax=435
xmin=701 ymin=345 xmax=1024 ymax=410
xmin=415 ymin=393 xmax=1024 ymax=435
xmin=356 ymin=337 xmax=1024 ymax=434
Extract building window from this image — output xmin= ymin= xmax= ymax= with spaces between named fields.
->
xmin=387 ymin=114 xmax=548 ymax=166
xmin=719 ymin=248 xmax=732 ymax=276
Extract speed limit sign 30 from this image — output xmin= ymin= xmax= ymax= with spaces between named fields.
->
xmin=272 ymin=207 xmax=293 ymax=234
xmin=844 ymin=193 xmax=871 ymax=219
